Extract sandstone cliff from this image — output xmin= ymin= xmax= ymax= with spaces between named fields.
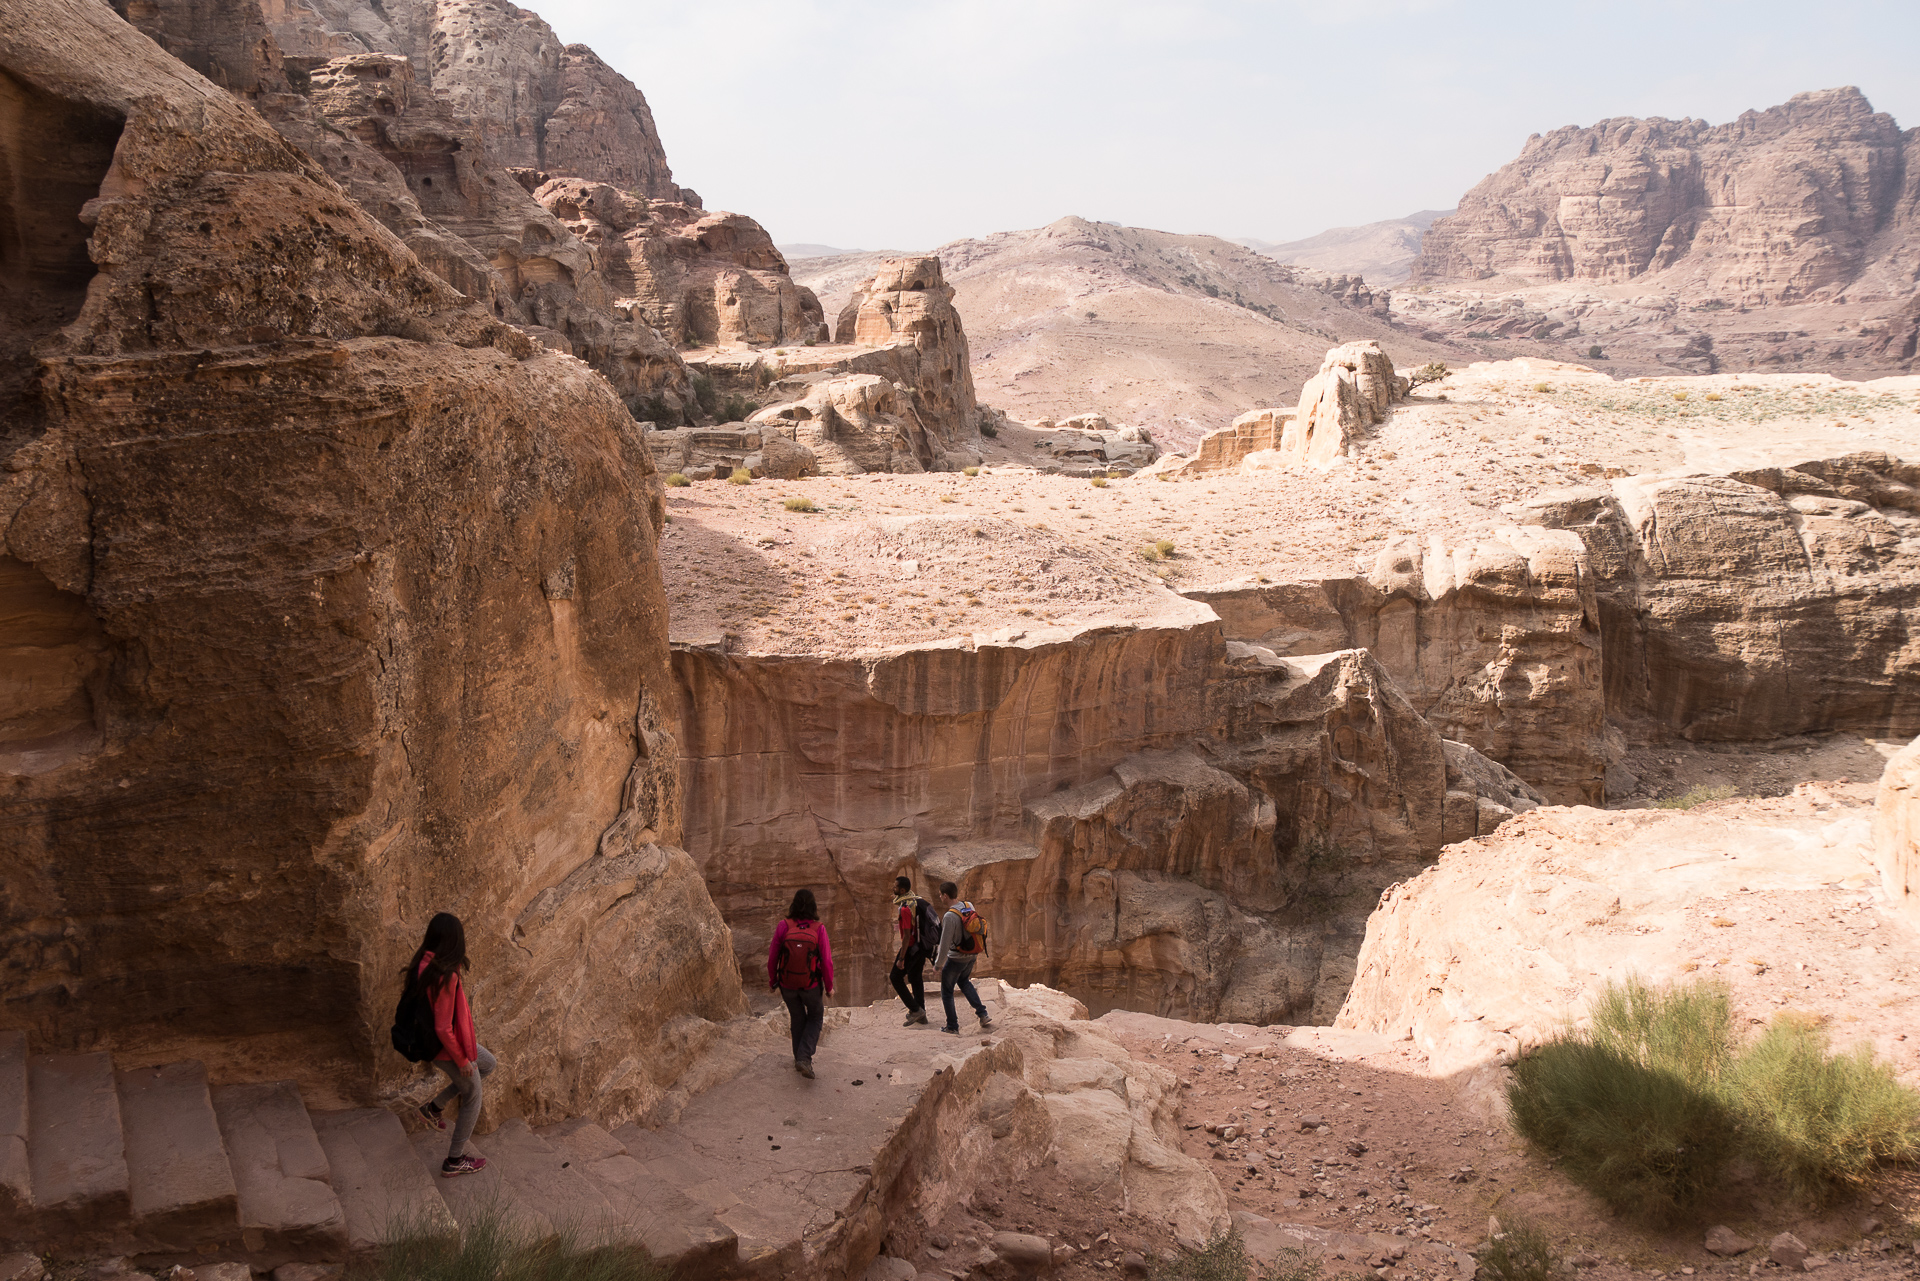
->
xmin=1411 ymin=88 xmax=1920 ymax=305
xmin=0 ymin=0 xmax=744 ymax=1122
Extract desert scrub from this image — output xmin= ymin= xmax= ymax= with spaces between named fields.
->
xmin=727 ymin=468 xmax=751 ymax=485
xmin=363 ymin=1204 xmax=666 ymax=1281
xmin=1478 ymin=1218 xmax=1559 ymax=1281
xmin=719 ymin=394 xmax=759 ymax=422
xmin=1090 ymin=476 xmax=1109 ymax=488
xmin=1141 ymin=539 xmax=1176 ymax=562
xmin=963 ymin=466 xmax=980 ymax=476
xmin=664 ymin=473 xmax=690 ymax=487
xmin=1652 ymin=783 xmax=1736 ymax=810
xmin=1510 ymin=977 xmax=1920 ymax=1222
xmin=1729 ymin=1014 xmax=1920 ymax=1204
xmin=782 ymin=496 xmax=817 ymax=512
xmin=1150 ymin=1227 xmax=1252 ymax=1281
xmin=1531 ymin=382 xmax=1552 ymax=393
xmin=690 ymin=373 xmax=717 ymax=416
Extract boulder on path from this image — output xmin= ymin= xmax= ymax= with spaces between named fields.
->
xmin=990 ymin=1231 xmax=1055 ymax=1273
xmin=1771 ymin=1232 xmax=1811 ymax=1270
xmin=1705 ymin=1226 xmax=1754 ymax=1257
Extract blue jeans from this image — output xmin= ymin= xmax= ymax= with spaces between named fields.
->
xmin=939 ymin=957 xmax=987 ymax=1030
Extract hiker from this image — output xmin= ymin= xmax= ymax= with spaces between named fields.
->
xmin=888 ymin=875 xmax=940 ymax=1026
xmin=403 ymin=912 xmax=495 ymax=1178
xmin=768 ymin=888 xmax=834 ymax=1078
xmin=932 ymin=881 xmax=993 ymax=1036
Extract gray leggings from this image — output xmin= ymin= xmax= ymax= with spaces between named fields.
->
xmin=431 ymin=1045 xmax=496 ymax=1159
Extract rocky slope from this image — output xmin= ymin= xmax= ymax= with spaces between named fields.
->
xmin=1239 ymin=209 xmax=1451 ymax=285
xmin=1398 ymin=88 xmax=1920 ymax=379
xmin=0 ymin=0 xmax=745 ymax=1123
xmin=793 ymin=217 xmax=1469 ymax=448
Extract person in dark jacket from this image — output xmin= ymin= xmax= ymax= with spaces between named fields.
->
xmin=768 ymin=889 xmax=835 ymax=1078
xmin=404 ymin=912 xmax=495 ymax=1177
xmin=889 ymin=875 xmax=933 ymax=1026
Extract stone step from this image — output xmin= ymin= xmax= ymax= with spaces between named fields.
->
xmin=0 ymin=1033 xmax=27 ymax=1236
xmin=542 ymin=1120 xmax=736 ymax=1281
xmin=407 ymin=1126 xmax=544 ymax=1236
xmin=27 ymin=1052 xmax=130 ymax=1241
xmin=313 ymin=1108 xmax=454 ymax=1255
xmin=117 ymin=1061 xmax=239 ymax=1250
xmin=477 ymin=1119 xmax=615 ymax=1238
xmin=210 ymin=1082 xmax=348 ymax=1265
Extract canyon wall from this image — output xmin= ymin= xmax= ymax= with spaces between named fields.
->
xmin=1411 ymin=87 xmax=1920 ymax=304
xmin=672 ymin=605 xmax=1537 ymax=1026
xmin=0 ymin=0 xmax=744 ymax=1124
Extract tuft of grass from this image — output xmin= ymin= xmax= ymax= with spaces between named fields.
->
xmin=1141 ymin=540 xmax=1177 ymax=562
xmin=1652 ymin=783 xmax=1736 ymax=810
xmin=1151 ymin=1227 xmax=1252 ymax=1281
xmin=1672 ymin=391 xmax=1689 ymax=402
xmin=1479 ymin=1218 xmax=1559 ymax=1281
xmin=1729 ymin=1014 xmax=1920 ymax=1205
xmin=1704 ymin=392 xmax=1723 ymax=401
xmin=664 ymin=473 xmax=690 ymax=487
xmin=782 ymin=496 xmax=817 ymax=512
xmin=1090 ymin=476 xmax=1109 ymax=488
xmin=1531 ymin=382 xmax=1552 ymax=393
xmin=938 ymin=494 xmax=956 ymax=503
xmin=363 ymin=1205 xmax=667 ymax=1281
xmin=727 ymin=468 xmax=752 ymax=485
xmin=963 ymin=466 xmax=980 ymax=477
xmin=1257 ymin=1250 xmax=1324 ymax=1281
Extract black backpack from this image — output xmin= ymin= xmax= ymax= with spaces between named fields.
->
xmin=912 ymin=898 xmax=941 ymax=953
xmin=390 ymin=977 xmax=439 ymax=1063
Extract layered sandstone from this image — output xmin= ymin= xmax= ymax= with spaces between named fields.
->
xmin=672 ymin=603 xmax=1541 ymax=1028
xmin=0 ymin=0 xmax=743 ymax=1122
xmin=1279 ymin=341 xmax=1408 ymax=468
xmin=828 ymin=256 xmax=980 ymax=450
xmin=1411 ymin=88 xmax=1920 ymax=304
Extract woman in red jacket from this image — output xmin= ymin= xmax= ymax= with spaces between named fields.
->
xmin=767 ymin=889 xmax=834 ymax=1078
xmin=405 ymin=913 xmax=495 ymax=1177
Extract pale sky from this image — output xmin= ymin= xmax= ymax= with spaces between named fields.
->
xmin=531 ymin=0 xmax=1920 ymax=251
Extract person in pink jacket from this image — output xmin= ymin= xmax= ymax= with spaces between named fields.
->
xmin=767 ymin=889 xmax=834 ymax=1078
xmin=405 ymin=913 xmax=496 ymax=1177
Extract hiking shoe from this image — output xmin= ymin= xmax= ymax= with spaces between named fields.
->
xmin=940 ymin=1026 xmax=961 ymax=1035
xmin=978 ymin=1014 xmax=994 ymax=1030
xmin=903 ymin=1009 xmax=928 ymax=1026
xmin=441 ymin=1154 xmax=486 ymax=1178
xmin=798 ymin=1060 xmax=816 ymax=1079
xmin=418 ymin=1101 xmax=446 ymax=1131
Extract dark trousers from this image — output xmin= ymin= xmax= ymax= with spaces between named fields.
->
xmin=939 ymin=957 xmax=987 ymax=1030
xmin=781 ymin=983 xmax=824 ymax=1063
xmin=890 ymin=945 xmax=930 ymax=1012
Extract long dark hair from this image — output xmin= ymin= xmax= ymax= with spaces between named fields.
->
xmin=786 ymin=889 xmax=818 ymax=921
xmin=404 ymin=912 xmax=469 ymax=994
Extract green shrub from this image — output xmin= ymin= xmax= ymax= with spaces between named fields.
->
xmin=1507 ymin=980 xmax=1740 ymax=1223
xmin=363 ymin=1204 xmax=667 ymax=1281
xmin=1151 ymin=1227 xmax=1251 ymax=1281
xmin=963 ymin=466 xmax=980 ymax=477
xmin=719 ymin=394 xmax=759 ymax=422
xmin=1531 ymin=381 xmax=1552 ymax=393
xmin=1090 ymin=476 xmax=1109 ymax=488
xmin=727 ymin=468 xmax=751 ymax=485
xmin=1256 ymin=1250 xmax=1324 ymax=1281
xmin=1409 ymin=361 xmax=1449 ymax=388
xmin=783 ymin=497 xmax=817 ymax=512
xmin=690 ymin=373 xmax=717 ymax=416
xmin=979 ymin=421 xmax=998 ymax=438
xmin=1154 ymin=539 xmax=1175 ymax=558
xmin=664 ymin=473 xmax=690 ymax=487
xmin=1729 ymin=1015 xmax=1920 ymax=1205
xmin=1652 ymin=783 xmax=1736 ymax=810
xmin=1587 ymin=345 xmax=1606 ymax=359
xmin=1479 ymin=1218 xmax=1559 ymax=1281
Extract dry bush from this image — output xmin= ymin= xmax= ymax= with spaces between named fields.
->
xmin=728 ymin=468 xmax=752 ymax=485
xmin=783 ymin=497 xmax=817 ymax=512
xmin=664 ymin=473 xmax=690 ymax=487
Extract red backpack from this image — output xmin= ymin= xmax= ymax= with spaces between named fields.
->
xmin=777 ymin=920 xmax=824 ymax=990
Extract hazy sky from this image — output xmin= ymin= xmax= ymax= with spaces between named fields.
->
xmin=532 ymin=0 xmax=1920 ymax=251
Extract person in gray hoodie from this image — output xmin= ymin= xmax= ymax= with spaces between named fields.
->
xmin=933 ymin=881 xmax=993 ymax=1035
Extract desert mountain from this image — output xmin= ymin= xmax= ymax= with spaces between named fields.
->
xmin=793 ymin=216 xmax=1467 ymax=448
xmin=778 ymin=242 xmax=858 ymax=259
xmin=1237 ymin=209 xmax=1451 ymax=284
xmin=1398 ymin=87 xmax=1920 ymax=376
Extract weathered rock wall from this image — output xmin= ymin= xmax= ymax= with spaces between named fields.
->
xmin=671 ymin=609 xmax=1537 ymax=1026
xmin=0 ymin=0 xmax=744 ymax=1124
xmin=830 ymin=256 xmax=979 ymax=450
xmin=1874 ymin=735 xmax=1920 ymax=928
xmin=1411 ymin=87 xmax=1919 ymax=303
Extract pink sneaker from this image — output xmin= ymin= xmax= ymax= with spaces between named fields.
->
xmin=441 ymin=1153 xmax=487 ymax=1178
xmin=418 ymin=1102 xmax=446 ymax=1131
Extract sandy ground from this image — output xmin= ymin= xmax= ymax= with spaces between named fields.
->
xmin=659 ymin=362 xmax=1920 ymax=660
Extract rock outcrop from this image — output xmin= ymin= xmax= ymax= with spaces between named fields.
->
xmin=1144 ymin=407 xmax=1292 ymax=480
xmin=672 ymin=602 xmax=1537 ymax=1027
xmin=1411 ymin=88 xmax=1920 ymax=304
xmin=827 ymin=256 xmax=979 ymax=450
xmin=0 ymin=0 xmax=744 ymax=1122
xmin=1279 ymin=341 xmax=1408 ymax=468
xmin=1874 ymin=735 xmax=1920 ymax=928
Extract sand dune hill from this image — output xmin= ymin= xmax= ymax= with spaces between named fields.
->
xmin=1237 ymin=209 xmax=1451 ymax=283
xmin=793 ymin=216 xmax=1469 ymax=448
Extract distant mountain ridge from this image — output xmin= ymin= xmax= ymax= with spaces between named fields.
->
xmin=1238 ymin=210 xmax=1451 ymax=284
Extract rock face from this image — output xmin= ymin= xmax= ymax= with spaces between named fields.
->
xmin=255 ymin=0 xmax=692 ymax=201
xmin=534 ymin=178 xmax=827 ymax=350
xmin=1163 ymin=407 xmax=1292 ymax=478
xmin=1874 ymin=735 xmax=1920 ymax=928
xmin=1280 ymin=341 xmax=1407 ymax=468
xmin=672 ymin=602 xmax=1536 ymax=1026
xmin=1411 ymin=88 xmax=1920 ymax=304
xmin=0 ymin=0 xmax=744 ymax=1122
xmin=829 ymin=257 xmax=979 ymax=451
